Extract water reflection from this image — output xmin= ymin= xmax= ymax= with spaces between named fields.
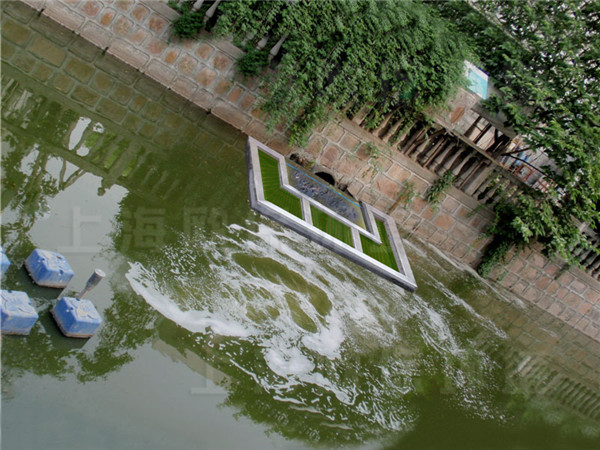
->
xmin=2 ymin=20 xmax=600 ymax=449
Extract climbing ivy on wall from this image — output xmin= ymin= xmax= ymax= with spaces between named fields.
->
xmin=433 ymin=0 xmax=600 ymax=276
xmin=170 ymin=0 xmax=470 ymax=146
xmin=425 ymin=171 xmax=456 ymax=211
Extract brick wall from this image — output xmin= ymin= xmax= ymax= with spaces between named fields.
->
xmin=7 ymin=0 xmax=599 ymax=342
xmin=490 ymin=245 xmax=600 ymax=340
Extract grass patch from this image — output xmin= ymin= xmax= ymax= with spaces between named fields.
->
xmin=310 ymin=206 xmax=353 ymax=247
xmin=258 ymin=150 xmax=303 ymax=219
xmin=360 ymin=219 xmax=399 ymax=271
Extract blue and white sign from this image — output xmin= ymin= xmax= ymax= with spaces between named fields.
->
xmin=465 ymin=61 xmax=489 ymax=99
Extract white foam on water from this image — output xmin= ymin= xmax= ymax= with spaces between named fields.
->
xmin=301 ymin=324 xmax=345 ymax=360
xmin=430 ymin=277 xmax=508 ymax=339
xmin=126 ymin=217 xmax=508 ymax=430
xmin=229 ymin=222 xmax=314 ymax=267
xmin=408 ymin=295 xmax=463 ymax=356
xmin=264 ymin=346 xmax=315 ymax=378
xmin=126 ymin=262 xmax=254 ymax=338
xmin=126 ymin=220 xmax=403 ymax=378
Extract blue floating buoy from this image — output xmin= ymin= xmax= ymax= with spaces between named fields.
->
xmin=24 ymin=249 xmax=74 ymax=288
xmin=1 ymin=247 xmax=10 ymax=277
xmin=51 ymin=297 xmax=102 ymax=338
xmin=1 ymin=290 xmax=39 ymax=335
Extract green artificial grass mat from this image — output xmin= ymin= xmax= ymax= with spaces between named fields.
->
xmin=360 ymin=219 xmax=399 ymax=271
xmin=310 ymin=205 xmax=353 ymax=247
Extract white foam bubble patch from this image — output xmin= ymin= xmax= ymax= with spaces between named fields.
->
xmin=127 ymin=262 xmax=253 ymax=338
xmin=301 ymin=324 xmax=345 ymax=360
xmin=265 ymin=346 xmax=315 ymax=378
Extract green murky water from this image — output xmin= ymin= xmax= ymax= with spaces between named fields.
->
xmin=2 ymin=10 xmax=600 ymax=450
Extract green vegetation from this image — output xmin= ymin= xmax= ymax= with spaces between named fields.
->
xmin=171 ymin=0 xmax=470 ymax=146
xmin=397 ymin=181 xmax=417 ymax=209
xmin=433 ymin=0 xmax=600 ymax=275
xmin=364 ymin=143 xmax=382 ymax=160
xmin=236 ymin=47 xmax=269 ymax=78
xmin=425 ymin=171 xmax=456 ymax=211
xmin=362 ymin=142 xmax=390 ymax=179
xmin=169 ymin=0 xmax=599 ymax=275
xmin=168 ymin=1 xmax=205 ymax=38
xmin=361 ymin=219 xmax=399 ymax=271
xmin=258 ymin=150 xmax=303 ymax=219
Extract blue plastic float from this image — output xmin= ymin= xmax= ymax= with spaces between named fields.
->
xmin=1 ymin=247 xmax=10 ymax=277
xmin=52 ymin=297 xmax=102 ymax=338
xmin=25 ymin=249 xmax=74 ymax=288
xmin=1 ymin=290 xmax=39 ymax=335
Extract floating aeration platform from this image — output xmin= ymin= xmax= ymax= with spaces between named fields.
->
xmin=246 ymin=137 xmax=417 ymax=291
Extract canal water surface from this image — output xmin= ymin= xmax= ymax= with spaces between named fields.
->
xmin=2 ymin=8 xmax=600 ymax=450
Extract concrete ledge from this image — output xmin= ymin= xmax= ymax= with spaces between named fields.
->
xmin=247 ymin=137 xmax=417 ymax=291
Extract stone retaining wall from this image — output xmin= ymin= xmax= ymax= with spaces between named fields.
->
xmin=5 ymin=0 xmax=599 ymax=342
xmin=490 ymin=245 xmax=600 ymax=340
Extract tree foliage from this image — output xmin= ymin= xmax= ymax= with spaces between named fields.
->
xmin=172 ymin=0 xmax=470 ymax=146
xmin=434 ymin=0 xmax=600 ymax=273
xmin=170 ymin=0 xmax=600 ymax=274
